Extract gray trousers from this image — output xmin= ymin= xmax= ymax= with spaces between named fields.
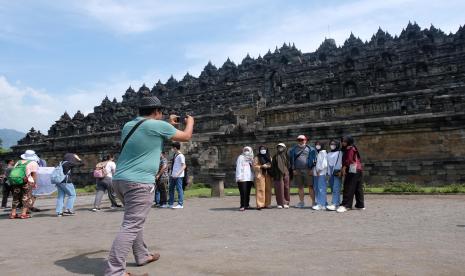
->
xmin=104 ymin=180 xmax=155 ymax=276
xmin=94 ymin=177 xmax=119 ymax=208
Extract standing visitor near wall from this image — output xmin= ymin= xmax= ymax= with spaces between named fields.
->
xmin=337 ymin=135 xmax=365 ymax=213
xmin=1 ymin=159 xmax=14 ymax=208
xmin=326 ymin=139 xmax=343 ymax=211
xmin=289 ymin=135 xmax=317 ymax=208
xmin=271 ymin=143 xmax=290 ymax=209
xmin=154 ymin=151 xmax=169 ymax=208
xmin=253 ymin=145 xmax=272 ymax=210
xmin=312 ymin=141 xmax=328 ymax=210
xmin=168 ymin=142 xmax=186 ymax=209
xmin=235 ymin=146 xmax=254 ymax=211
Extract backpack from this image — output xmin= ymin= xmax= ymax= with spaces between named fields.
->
xmin=93 ymin=161 xmax=108 ymax=179
xmin=8 ymin=160 xmax=32 ymax=186
xmin=171 ymin=153 xmax=190 ymax=190
xmin=51 ymin=161 xmax=69 ymax=184
xmin=182 ymin=166 xmax=190 ymax=191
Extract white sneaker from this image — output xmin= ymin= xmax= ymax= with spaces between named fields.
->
xmin=91 ymin=208 xmax=101 ymax=212
xmin=326 ymin=204 xmax=336 ymax=211
xmin=336 ymin=206 xmax=348 ymax=213
xmin=294 ymin=201 xmax=305 ymax=208
xmin=277 ymin=205 xmax=283 ymax=209
xmin=172 ymin=204 xmax=184 ymax=209
xmin=160 ymin=204 xmax=168 ymax=208
xmin=168 ymin=205 xmax=174 ymax=208
xmin=312 ymin=205 xmax=322 ymax=210
xmin=283 ymin=204 xmax=290 ymax=209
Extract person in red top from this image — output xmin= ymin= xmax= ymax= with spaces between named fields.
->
xmin=337 ymin=135 xmax=365 ymax=213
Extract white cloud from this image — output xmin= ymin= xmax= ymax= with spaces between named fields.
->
xmin=74 ymin=0 xmax=258 ymax=34
xmin=0 ymin=72 xmax=163 ymax=134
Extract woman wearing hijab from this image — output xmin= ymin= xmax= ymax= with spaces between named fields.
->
xmin=312 ymin=141 xmax=328 ymax=210
xmin=326 ymin=139 xmax=343 ymax=211
xmin=253 ymin=146 xmax=272 ymax=210
xmin=271 ymin=143 xmax=290 ymax=209
xmin=337 ymin=135 xmax=364 ymax=213
xmin=235 ymin=146 xmax=254 ymax=211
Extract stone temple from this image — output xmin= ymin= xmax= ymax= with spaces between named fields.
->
xmin=4 ymin=22 xmax=465 ymax=186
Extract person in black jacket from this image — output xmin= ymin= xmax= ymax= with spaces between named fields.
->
xmin=1 ymin=160 xmax=14 ymax=208
xmin=55 ymin=153 xmax=83 ymax=217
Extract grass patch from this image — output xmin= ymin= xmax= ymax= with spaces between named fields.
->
xmin=75 ymin=185 xmax=96 ymax=194
xmin=382 ymin=182 xmax=421 ymax=193
xmin=72 ymin=183 xmax=465 ymax=197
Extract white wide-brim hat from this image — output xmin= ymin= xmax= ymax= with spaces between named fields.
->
xmin=21 ymin=149 xmax=39 ymax=161
xmin=277 ymin=143 xmax=286 ymax=148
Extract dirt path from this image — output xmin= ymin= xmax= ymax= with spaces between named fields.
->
xmin=0 ymin=194 xmax=464 ymax=275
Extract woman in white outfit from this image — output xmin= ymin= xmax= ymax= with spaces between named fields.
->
xmin=312 ymin=141 xmax=328 ymax=210
xmin=326 ymin=139 xmax=343 ymax=211
xmin=235 ymin=146 xmax=254 ymax=211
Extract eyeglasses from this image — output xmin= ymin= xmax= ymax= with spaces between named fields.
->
xmin=297 ymin=139 xmax=305 ymax=141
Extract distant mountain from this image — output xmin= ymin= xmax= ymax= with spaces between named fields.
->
xmin=0 ymin=129 xmax=26 ymax=149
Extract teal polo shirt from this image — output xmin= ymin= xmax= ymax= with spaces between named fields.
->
xmin=113 ymin=117 xmax=177 ymax=184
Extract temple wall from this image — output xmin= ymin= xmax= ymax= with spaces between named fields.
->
xmin=3 ymin=23 xmax=465 ymax=187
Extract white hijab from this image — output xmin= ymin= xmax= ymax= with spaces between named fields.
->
xmin=241 ymin=146 xmax=254 ymax=162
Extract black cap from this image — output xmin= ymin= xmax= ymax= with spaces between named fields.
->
xmin=139 ymin=96 xmax=163 ymax=108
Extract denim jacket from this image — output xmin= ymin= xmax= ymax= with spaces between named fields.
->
xmin=289 ymin=145 xmax=317 ymax=170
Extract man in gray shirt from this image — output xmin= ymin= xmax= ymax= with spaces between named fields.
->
xmin=289 ymin=135 xmax=317 ymax=208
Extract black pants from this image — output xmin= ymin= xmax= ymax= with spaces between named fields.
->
xmin=1 ymin=182 xmax=12 ymax=207
xmin=341 ymin=172 xmax=364 ymax=208
xmin=156 ymin=177 xmax=168 ymax=205
xmin=237 ymin=181 xmax=253 ymax=208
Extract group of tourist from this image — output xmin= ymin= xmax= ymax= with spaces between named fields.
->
xmin=0 ymin=149 xmax=83 ymax=219
xmin=1 ymin=94 xmax=363 ymax=276
xmin=1 ymin=95 xmax=193 ymax=275
xmin=153 ymin=142 xmax=187 ymax=209
xmin=236 ymin=134 xmax=364 ymax=213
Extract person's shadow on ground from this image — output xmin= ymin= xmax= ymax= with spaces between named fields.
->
xmin=55 ymin=250 xmax=107 ymax=276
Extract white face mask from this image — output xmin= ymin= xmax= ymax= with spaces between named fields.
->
xmin=260 ymin=150 xmax=267 ymax=155
xmin=316 ymin=145 xmax=321 ymax=150
xmin=243 ymin=150 xmax=250 ymax=155
xmin=330 ymin=145 xmax=336 ymax=150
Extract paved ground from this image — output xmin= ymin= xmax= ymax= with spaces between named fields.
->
xmin=0 ymin=194 xmax=464 ymax=276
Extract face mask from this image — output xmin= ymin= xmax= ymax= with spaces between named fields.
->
xmin=243 ymin=150 xmax=250 ymax=155
xmin=330 ymin=145 xmax=336 ymax=150
xmin=278 ymin=147 xmax=285 ymax=152
xmin=316 ymin=145 xmax=321 ymax=150
xmin=260 ymin=150 xmax=267 ymax=155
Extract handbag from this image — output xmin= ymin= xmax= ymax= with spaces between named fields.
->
xmin=348 ymin=149 xmax=359 ymax=174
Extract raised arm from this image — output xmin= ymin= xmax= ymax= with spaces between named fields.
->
xmin=171 ymin=115 xmax=194 ymax=142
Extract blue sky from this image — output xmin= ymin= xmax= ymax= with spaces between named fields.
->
xmin=0 ymin=0 xmax=464 ymax=133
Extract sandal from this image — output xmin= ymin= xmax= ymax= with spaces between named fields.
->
xmin=138 ymin=252 xmax=160 ymax=266
xmin=19 ymin=214 xmax=31 ymax=219
xmin=9 ymin=214 xmax=17 ymax=219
